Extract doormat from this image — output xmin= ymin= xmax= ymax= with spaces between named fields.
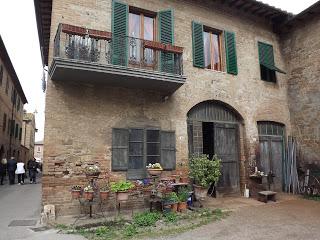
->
xmin=8 ymin=220 xmax=37 ymax=227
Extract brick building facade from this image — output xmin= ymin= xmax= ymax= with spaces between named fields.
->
xmin=34 ymin=0 xmax=320 ymax=215
xmin=21 ymin=112 xmax=37 ymax=162
xmin=0 ymin=36 xmax=28 ymax=163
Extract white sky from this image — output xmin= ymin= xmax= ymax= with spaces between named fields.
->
xmin=0 ymin=0 xmax=318 ymax=142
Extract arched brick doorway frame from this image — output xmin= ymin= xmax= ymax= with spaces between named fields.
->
xmin=187 ymin=100 xmax=246 ymax=195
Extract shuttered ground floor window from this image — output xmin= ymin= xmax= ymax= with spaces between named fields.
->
xmin=112 ymin=128 xmax=176 ymax=179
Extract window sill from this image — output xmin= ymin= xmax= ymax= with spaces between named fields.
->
xmin=203 ymin=68 xmax=226 ymax=74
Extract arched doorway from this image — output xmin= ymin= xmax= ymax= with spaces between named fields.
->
xmin=187 ymin=100 xmax=243 ymax=194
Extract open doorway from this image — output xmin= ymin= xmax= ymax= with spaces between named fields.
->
xmin=202 ymin=122 xmax=214 ymax=159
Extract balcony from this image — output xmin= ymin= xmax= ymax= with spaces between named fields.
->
xmin=49 ymin=24 xmax=186 ymax=94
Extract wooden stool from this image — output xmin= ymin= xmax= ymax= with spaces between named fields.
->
xmin=258 ymin=191 xmax=277 ymax=203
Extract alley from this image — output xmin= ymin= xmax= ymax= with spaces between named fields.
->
xmin=0 ymin=178 xmax=85 ymax=240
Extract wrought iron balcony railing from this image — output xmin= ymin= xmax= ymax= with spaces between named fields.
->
xmin=53 ymin=24 xmax=184 ymax=75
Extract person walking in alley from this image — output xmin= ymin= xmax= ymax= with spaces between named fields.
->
xmin=28 ymin=158 xmax=38 ymax=184
xmin=7 ymin=157 xmax=17 ymax=185
xmin=0 ymin=156 xmax=7 ymax=185
xmin=15 ymin=160 xmax=26 ymax=185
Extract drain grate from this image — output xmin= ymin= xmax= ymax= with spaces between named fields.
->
xmin=30 ymin=226 xmax=50 ymax=232
xmin=8 ymin=220 xmax=37 ymax=227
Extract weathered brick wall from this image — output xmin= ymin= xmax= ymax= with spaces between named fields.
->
xmin=44 ymin=0 xmax=291 ymax=215
xmin=282 ymin=15 xmax=320 ymax=165
xmin=0 ymin=55 xmax=24 ymax=160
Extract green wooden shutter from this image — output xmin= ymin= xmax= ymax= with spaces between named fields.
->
xmin=224 ymin=31 xmax=238 ymax=75
xmin=158 ymin=9 xmax=174 ymax=73
xmin=111 ymin=0 xmax=128 ymax=66
xmin=258 ymin=42 xmax=285 ymax=74
xmin=192 ymin=21 xmax=204 ymax=68
xmin=160 ymin=131 xmax=176 ymax=170
xmin=112 ymin=128 xmax=129 ymax=171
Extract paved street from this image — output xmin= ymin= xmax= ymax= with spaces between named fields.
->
xmin=0 ymin=177 xmax=85 ymax=240
xmin=153 ymin=198 xmax=320 ymax=240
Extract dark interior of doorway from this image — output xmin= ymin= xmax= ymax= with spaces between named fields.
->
xmin=203 ymin=122 xmax=214 ymax=159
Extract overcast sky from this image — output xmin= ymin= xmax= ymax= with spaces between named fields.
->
xmin=0 ymin=0 xmax=318 ymax=142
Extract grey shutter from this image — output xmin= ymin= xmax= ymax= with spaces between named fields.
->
xmin=160 ymin=131 xmax=176 ymax=170
xmin=192 ymin=121 xmax=203 ymax=156
xmin=127 ymin=129 xmax=145 ymax=180
xmin=112 ymin=128 xmax=128 ymax=171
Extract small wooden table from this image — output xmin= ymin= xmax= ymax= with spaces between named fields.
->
xmin=258 ymin=191 xmax=277 ymax=203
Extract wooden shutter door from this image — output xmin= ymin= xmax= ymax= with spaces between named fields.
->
xmin=271 ymin=137 xmax=283 ymax=191
xmin=160 ymin=131 xmax=176 ymax=170
xmin=112 ymin=128 xmax=128 ymax=171
xmin=214 ymin=123 xmax=239 ymax=193
xmin=111 ymin=0 xmax=128 ymax=66
xmin=192 ymin=21 xmax=204 ymax=68
xmin=192 ymin=121 xmax=203 ymax=156
xmin=224 ymin=31 xmax=238 ymax=75
xmin=127 ymin=129 xmax=145 ymax=180
xmin=158 ymin=9 xmax=174 ymax=73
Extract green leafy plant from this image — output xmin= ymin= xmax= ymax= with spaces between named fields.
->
xmin=100 ymin=184 xmax=109 ymax=192
xmin=123 ymin=224 xmax=138 ymax=237
xmin=189 ymin=154 xmax=222 ymax=188
xmin=133 ymin=211 xmax=161 ymax=227
xmin=71 ymin=185 xmax=82 ymax=191
xmin=164 ymin=212 xmax=177 ymax=223
xmin=177 ymin=187 xmax=190 ymax=202
xmin=163 ymin=192 xmax=179 ymax=203
xmin=110 ymin=181 xmax=134 ymax=192
xmin=95 ymin=226 xmax=109 ymax=236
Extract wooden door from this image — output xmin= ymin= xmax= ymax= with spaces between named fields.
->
xmin=259 ymin=136 xmax=283 ymax=190
xmin=214 ymin=123 xmax=240 ymax=193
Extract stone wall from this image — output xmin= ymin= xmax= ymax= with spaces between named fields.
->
xmin=44 ymin=0 xmax=291 ymax=215
xmin=282 ymin=15 xmax=320 ymax=165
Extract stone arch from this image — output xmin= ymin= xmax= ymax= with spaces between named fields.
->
xmin=187 ymin=100 xmax=246 ymax=194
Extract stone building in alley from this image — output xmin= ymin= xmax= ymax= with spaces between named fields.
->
xmin=34 ymin=0 xmax=320 ymax=215
xmin=21 ymin=112 xmax=37 ymax=163
xmin=0 ymin=36 xmax=28 ymax=162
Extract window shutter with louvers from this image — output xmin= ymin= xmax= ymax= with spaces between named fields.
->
xmin=160 ymin=131 xmax=176 ymax=170
xmin=258 ymin=42 xmax=285 ymax=74
xmin=111 ymin=0 xmax=128 ymax=66
xmin=224 ymin=31 xmax=238 ymax=75
xmin=192 ymin=21 xmax=204 ymax=68
xmin=158 ymin=9 xmax=174 ymax=73
xmin=112 ymin=128 xmax=129 ymax=171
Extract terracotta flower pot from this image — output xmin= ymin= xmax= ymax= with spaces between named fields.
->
xmin=100 ymin=191 xmax=109 ymax=200
xmin=147 ymin=169 xmax=162 ymax=177
xmin=178 ymin=202 xmax=188 ymax=212
xmin=116 ymin=191 xmax=129 ymax=201
xmin=171 ymin=203 xmax=178 ymax=212
xmin=193 ymin=185 xmax=208 ymax=201
xmin=71 ymin=190 xmax=81 ymax=199
xmin=84 ymin=191 xmax=94 ymax=201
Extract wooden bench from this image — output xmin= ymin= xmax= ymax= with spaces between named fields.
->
xmin=258 ymin=191 xmax=277 ymax=203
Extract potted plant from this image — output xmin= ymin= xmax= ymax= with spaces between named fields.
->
xmin=146 ymin=163 xmax=163 ymax=176
xmin=189 ymin=154 xmax=221 ymax=201
xmin=83 ymin=185 xmax=94 ymax=200
xmin=177 ymin=187 xmax=190 ymax=212
xmin=110 ymin=181 xmax=134 ymax=201
xmin=99 ymin=184 xmax=109 ymax=200
xmin=84 ymin=165 xmax=100 ymax=177
xmin=71 ymin=185 xmax=82 ymax=199
xmin=163 ymin=192 xmax=179 ymax=212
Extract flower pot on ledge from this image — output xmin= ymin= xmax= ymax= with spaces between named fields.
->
xmin=147 ymin=169 xmax=162 ymax=177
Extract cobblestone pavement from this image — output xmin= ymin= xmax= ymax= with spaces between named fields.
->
xmin=153 ymin=198 xmax=320 ymax=240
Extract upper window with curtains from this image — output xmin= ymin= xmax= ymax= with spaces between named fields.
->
xmin=192 ymin=21 xmax=238 ymax=75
